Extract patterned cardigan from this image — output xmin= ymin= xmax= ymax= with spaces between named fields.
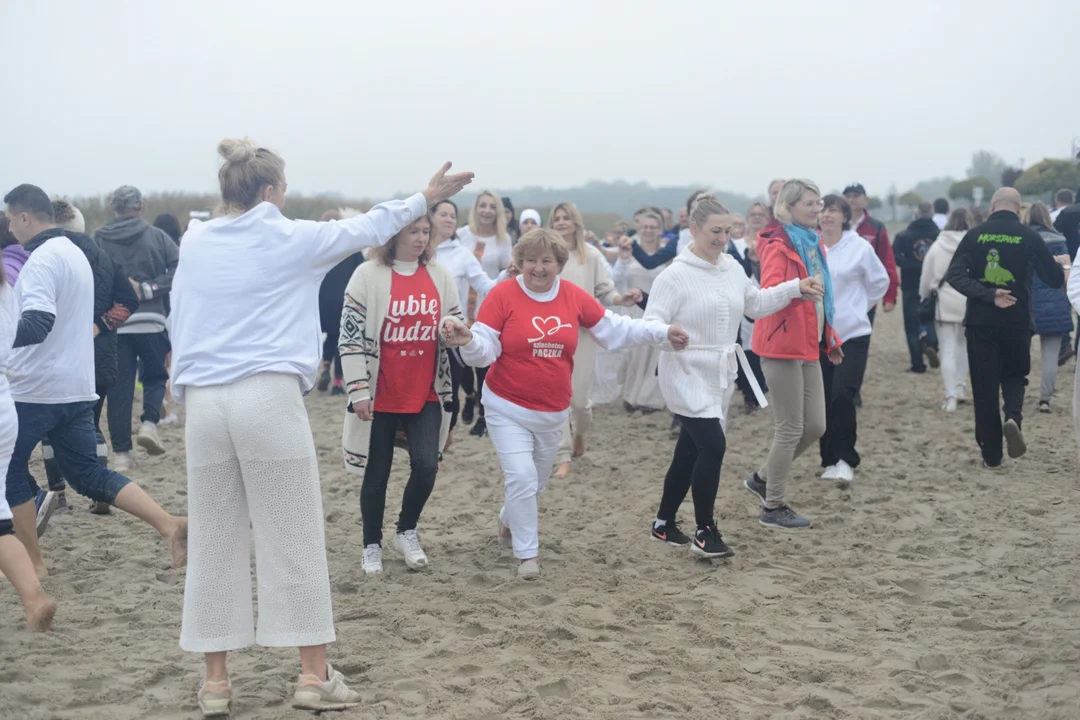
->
xmin=339 ymin=260 xmax=463 ymax=475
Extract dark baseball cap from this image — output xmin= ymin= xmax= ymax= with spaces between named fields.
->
xmin=842 ymin=183 xmax=867 ymax=196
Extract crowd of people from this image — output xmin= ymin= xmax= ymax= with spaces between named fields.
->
xmin=2 ymin=138 xmax=1080 ymax=716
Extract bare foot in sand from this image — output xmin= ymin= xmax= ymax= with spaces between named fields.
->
xmin=26 ymin=598 xmax=56 ymax=632
xmin=554 ymin=462 xmax=571 ymax=480
xmin=167 ymin=518 xmax=189 ymax=569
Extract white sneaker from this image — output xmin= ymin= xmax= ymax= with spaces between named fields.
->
xmin=943 ymin=397 xmax=958 ymax=413
xmin=159 ymin=413 xmax=179 ymax=426
xmin=361 ymin=544 xmax=383 ymax=575
xmin=517 ymin=558 xmax=540 ymax=579
xmin=392 ymin=529 xmax=429 ymax=569
xmin=821 ymin=465 xmax=840 ymax=480
xmin=834 ymin=460 xmax=855 ymax=482
xmin=136 ymin=421 xmax=166 ymax=456
xmin=112 ymin=452 xmax=134 ymax=473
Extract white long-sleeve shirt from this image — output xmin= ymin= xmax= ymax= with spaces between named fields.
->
xmin=457 ymin=226 xmax=512 ymax=313
xmin=644 ymin=249 xmax=801 ymax=425
xmin=823 ymin=230 xmax=890 ymax=342
xmin=435 ymin=237 xmax=499 ymax=315
xmin=170 ymin=194 xmax=427 ymax=398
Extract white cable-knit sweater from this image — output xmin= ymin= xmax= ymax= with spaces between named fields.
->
xmin=644 ymin=249 xmax=801 ymax=424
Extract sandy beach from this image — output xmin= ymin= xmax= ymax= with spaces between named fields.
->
xmin=2 ymin=308 xmax=1079 ymax=720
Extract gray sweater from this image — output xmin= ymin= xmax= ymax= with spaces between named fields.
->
xmin=95 ymin=216 xmax=179 ymax=333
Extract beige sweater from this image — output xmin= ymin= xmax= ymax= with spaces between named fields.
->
xmin=339 ymin=260 xmax=463 ymax=475
xmin=560 ymin=243 xmax=619 ymax=304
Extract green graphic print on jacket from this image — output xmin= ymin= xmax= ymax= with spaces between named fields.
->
xmin=981 ymin=248 xmax=1016 ymax=287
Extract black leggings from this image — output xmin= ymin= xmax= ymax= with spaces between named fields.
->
xmin=819 ymin=335 xmax=870 ymax=468
xmin=656 ymin=415 xmax=726 ymax=529
xmin=321 ymin=333 xmax=343 ymax=378
xmin=361 ymin=401 xmax=442 ymax=546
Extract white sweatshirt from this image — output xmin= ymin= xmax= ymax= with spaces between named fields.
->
xmin=457 ymin=226 xmax=512 ymax=310
xmin=435 ymin=237 xmax=498 ymax=314
xmin=823 ymin=230 xmax=890 ymax=342
xmin=644 ymin=249 xmax=801 ymax=425
xmin=170 ymin=194 xmax=427 ymax=398
xmin=919 ymin=230 xmax=968 ymax=324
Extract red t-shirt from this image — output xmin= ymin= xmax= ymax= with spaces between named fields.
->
xmin=478 ymin=279 xmax=606 ymax=413
xmin=375 ymin=267 xmax=440 ymax=413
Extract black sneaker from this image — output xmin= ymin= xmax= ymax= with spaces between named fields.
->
xmin=1003 ymin=419 xmax=1026 ymax=459
xmin=462 ymin=396 xmax=476 ymax=425
xmin=743 ymin=473 xmax=767 ymax=506
xmin=1038 ymin=400 xmax=1051 ymax=414
xmin=1058 ymin=348 xmax=1075 ymax=367
xmin=331 ymin=383 xmax=345 ymax=396
xmin=759 ymin=505 xmax=811 ymax=530
xmin=650 ymin=520 xmax=691 ymax=547
xmin=923 ymin=342 xmax=940 ymax=369
xmin=691 ymin=525 xmax=734 ymax=558
xmin=469 ymin=416 xmax=487 ymax=438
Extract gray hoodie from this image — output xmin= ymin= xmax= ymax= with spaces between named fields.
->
xmin=95 ymin=216 xmax=179 ymax=333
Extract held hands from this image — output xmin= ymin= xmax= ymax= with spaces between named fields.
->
xmin=128 ymin=278 xmax=143 ymax=301
xmin=827 ymin=347 xmax=844 ymax=365
xmin=618 ymin=235 xmax=633 ymax=260
xmin=667 ymin=326 xmax=690 ymax=351
xmin=798 ymin=277 xmax=824 ymax=301
xmin=423 ymin=162 xmax=475 ymax=207
xmin=352 ymin=399 xmax=374 ymax=421
xmin=882 ymin=301 xmax=896 ymax=313
xmin=1054 ymin=254 xmax=1071 ymax=268
xmin=620 ymin=288 xmax=644 ymax=306
xmin=994 ymin=289 xmax=1017 ymax=309
xmin=441 ymin=317 xmax=473 ymax=347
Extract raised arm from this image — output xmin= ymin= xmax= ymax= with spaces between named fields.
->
xmin=464 ymin=253 xmax=498 ymax=296
xmin=632 ymin=235 xmax=678 ymax=270
xmin=308 ymin=162 xmax=474 ymax=275
xmin=587 ymin=310 xmax=669 ymax=351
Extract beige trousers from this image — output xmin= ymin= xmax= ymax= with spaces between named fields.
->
xmin=758 ymin=358 xmax=826 ymax=509
xmin=555 ymin=331 xmax=597 ymax=464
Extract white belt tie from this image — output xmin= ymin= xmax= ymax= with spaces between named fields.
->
xmin=660 ymin=343 xmax=768 ymax=409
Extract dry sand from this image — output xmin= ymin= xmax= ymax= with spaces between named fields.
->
xmin=2 ymin=309 xmax=1079 ymax=720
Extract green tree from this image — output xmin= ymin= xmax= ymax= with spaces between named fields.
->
xmin=1014 ymin=159 xmax=1080 ymax=198
xmin=967 ymin=151 xmax=1006 ymax=189
xmin=948 ymin=177 xmax=995 ymax=203
xmin=898 ymin=191 xmax=923 ymax=207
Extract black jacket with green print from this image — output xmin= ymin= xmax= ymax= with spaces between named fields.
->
xmin=945 ymin=210 xmax=1064 ymax=330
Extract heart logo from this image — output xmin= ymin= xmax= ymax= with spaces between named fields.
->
xmin=528 ymin=315 xmax=572 ymax=343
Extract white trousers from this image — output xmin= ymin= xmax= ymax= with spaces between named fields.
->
xmin=484 ymin=388 xmax=565 ymax=560
xmin=180 ymin=372 xmax=335 ymax=652
xmin=937 ymin=322 xmax=969 ymax=400
xmin=0 ymin=387 xmax=16 ymax=522
xmin=556 ymin=330 xmax=597 ymax=464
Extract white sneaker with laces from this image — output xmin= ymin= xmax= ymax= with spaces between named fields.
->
xmin=136 ymin=421 xmax=166 ymax=456
xmin=834 ymin=459 xmax=855 ymax=482
xmin=943 ymin=397 xmax=958 ymax=413
xmin=112 ymin=452 xmax=134 ymax=473
xmin=392 ymin=529 xmax=429 ymax=569
xmin=821 ymin=465 xmax=840 ymax=480
xmin=361 ymin=544 xmax=383 ymax=574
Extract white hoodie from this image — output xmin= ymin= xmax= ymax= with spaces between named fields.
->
xmin=170 ymin=194 xmax=427 ymax=397
xmin=644 ymin=249 xmax=800 ymax=426
xmin=919 ymin=230 xmax=967 ymax=324
xmin=823 ymin=230 xmax=890 ymax=343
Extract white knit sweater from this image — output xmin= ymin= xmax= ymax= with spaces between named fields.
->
xmin=644 ymin=249 xmax=801 ymax=425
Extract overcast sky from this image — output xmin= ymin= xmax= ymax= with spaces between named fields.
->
xmin=4 ymin=0 xmax=1077 ymax=201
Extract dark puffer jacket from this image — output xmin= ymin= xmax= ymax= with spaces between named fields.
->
xmin=65 ymin=232 xmax=140 ymax=388
xmin=1031 ymin=225 xmax=1072 ymax=336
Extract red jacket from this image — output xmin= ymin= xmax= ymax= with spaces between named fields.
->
xmin=854 ymin=213 xmax=898 ymax=305
xmin=751 ymin=224 xmax=842 ymax=361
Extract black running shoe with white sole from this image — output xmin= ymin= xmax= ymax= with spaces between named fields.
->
xmin=650 ymin=520 xmax=691 ymax=547
xmin=690 ymin=525 xmax=734 ymax=558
